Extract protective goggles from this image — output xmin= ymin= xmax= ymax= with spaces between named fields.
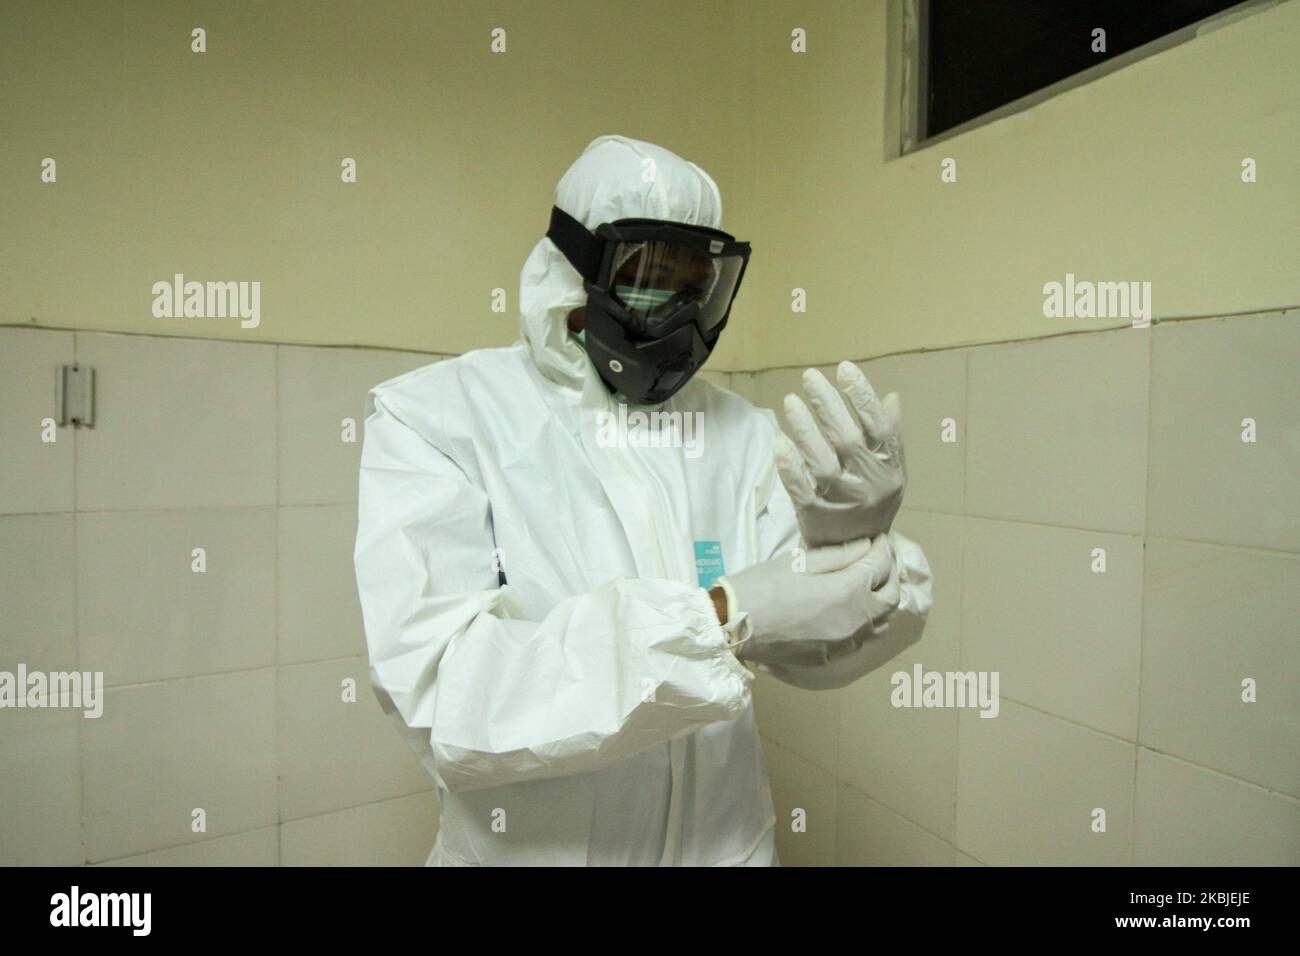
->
xmin=547 ymin=206 xmax=751 ymax=338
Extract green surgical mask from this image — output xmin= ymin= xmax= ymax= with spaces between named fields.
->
xmin=615 ymin=284 xmax=677 ymax=315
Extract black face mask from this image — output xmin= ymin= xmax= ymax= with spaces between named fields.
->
xmin=546 ymin=205 xmax=751 ymax=404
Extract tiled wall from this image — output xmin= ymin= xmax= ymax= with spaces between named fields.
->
xmin=1 ymin=329 xmax=445 ymax=866
xmin=731 ymin=310 xmax=1300 ymax=866
xmin=3 ymin=314 xmax=1297 ymax=866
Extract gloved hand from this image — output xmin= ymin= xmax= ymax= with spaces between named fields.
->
xmin=717 ymin=534 xmax=901 ymax=659
xmin=774 ymin=361 xmax=906 ymax=548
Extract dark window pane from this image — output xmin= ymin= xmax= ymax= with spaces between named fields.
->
xmin=926 ymin=0 xmax=1245 ymax=138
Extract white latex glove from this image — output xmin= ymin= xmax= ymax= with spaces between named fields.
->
xmin=775 ymin=361 xmax=906 ymax=548
xmin=717 ymin=535 xmax=901 ymax=658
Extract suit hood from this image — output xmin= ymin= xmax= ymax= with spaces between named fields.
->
xmin=517 ymin=134 xmax=725 ymax=395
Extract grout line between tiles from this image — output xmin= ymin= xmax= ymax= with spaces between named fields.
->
xmin=85 ymin=825 xmax=280 ymax=867
xmin=281 ymin=788 xmax=438 ymax=824
xmin=13 ymin=501 xmax=1287 ymax=554
xmin=732 ymin=304 xmax=1298 ymax=374
xmin=89 ymin=789 xmax=438 ymax=866
xmin=0 ymin=321 xmax=454 ymax=359
xmin=274 ymin=343 xmax=283 ymax=867
xmin=947 ymin=511 xmax=1298 ymax=557
xmin=828 ymin=760 xmax=840 ymax=868
xmin=953 ymin=347 xmax=970 ymax=847
xmin=97 ymin=655 xmax=367 ymax=694
xmin=842 ymin=686 xmax=1300 ymax=837
xmin=1132 ymin=323 xmax=1157 ymax=866
xmin=838 ymin=776 xmax=959 ymax=858
xmin=1133 ymin=746 xmax=1300 ymax=805
xmin=2 ymin=502 xmax=354 ymax=518
xmin=5 ymin=304 xmax=1293 ymax=376
xmin=72 ymin=330 xmax=87 ymax=866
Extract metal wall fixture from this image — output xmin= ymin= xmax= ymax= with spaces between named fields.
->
xmin=56 ymin=363 xmax=95 ymax=427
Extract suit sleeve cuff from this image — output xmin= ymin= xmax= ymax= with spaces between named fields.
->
xmin=715 ymin=576 xmax=754 ymax=655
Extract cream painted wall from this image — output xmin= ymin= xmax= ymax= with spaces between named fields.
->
xmin=0 ymin=0 xmax=754 ymax=366
xmin=3 ymin=1 xmax=1295 ymax=371
xmin=742 ymin=0 xmax=1299 ymax=369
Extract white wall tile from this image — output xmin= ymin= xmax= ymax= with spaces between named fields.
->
xmin=77 ymin=508 xmax=275 ymax=685
xmin=967 ymin=330 xmax=1148 ymax=533
xmin=81 ymin=669 xmax=276 ymax=862
xmin=277 ymin=657 xmax=431 ymax=821
xmin=835 ymin=783 xmax=955 ymax=866
xmin=279 ymin=504 xmax=365 ymax=664
xmin=278 ymin=346 xmax=437 ymax=505
xmin=726 ymin=370 xmax=758 ymax=404
xmin=76 ymin=334 xmax=276 ymax=510
xmin=1 ymin=513 xmax=77 ymax=672
xmin=1134 ymin=749 xmax=1300 ymax=866
xmin=1148 ymin=311 xmax=1300 ymax=551
xmin=281 ymin=793 xmax=439 ymax=866
xmin=0 ymin=707 xmax=82 ymax=865
xmin=837 ymin=660 xmax=958 ymax=840
xmin=92 ymin=827 xmax=278 ymax=866
xmin=955 ymin=700 xmax=1134 ymax=866
xmin=1141 ymin=537 xmax=1300 ymax=797
xmin=859 ymin=349 xmax=967 ymax=515
xmin=962 ymin=517 xmax=1142 ymax=740
xmin=762 ymin=735 xmax=837 ymax=867
xmin=751 ymin=669 xmax=839 ymax=774
xmin=0 ymin=329 xmax=75 ymax=514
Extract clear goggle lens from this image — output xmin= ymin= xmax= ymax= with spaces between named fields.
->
xmin=610 ymin=240 xmax=742 ymax=331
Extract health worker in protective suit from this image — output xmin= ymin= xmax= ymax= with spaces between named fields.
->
xmin=353 ymin=134 xmax=933 ymax=866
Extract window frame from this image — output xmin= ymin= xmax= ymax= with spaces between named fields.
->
xmin=888 ymin=0 xmax=1285 ymax=158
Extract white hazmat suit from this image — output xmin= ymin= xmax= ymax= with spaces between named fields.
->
xmin=353 ymin=134 xmax=933 ymax=866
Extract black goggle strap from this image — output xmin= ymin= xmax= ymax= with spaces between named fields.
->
xmin=546 ymin=205 xmax=603 ymax=283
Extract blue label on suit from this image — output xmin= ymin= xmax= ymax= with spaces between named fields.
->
xmin=694 ymin=540 xmax=725 ymax=589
